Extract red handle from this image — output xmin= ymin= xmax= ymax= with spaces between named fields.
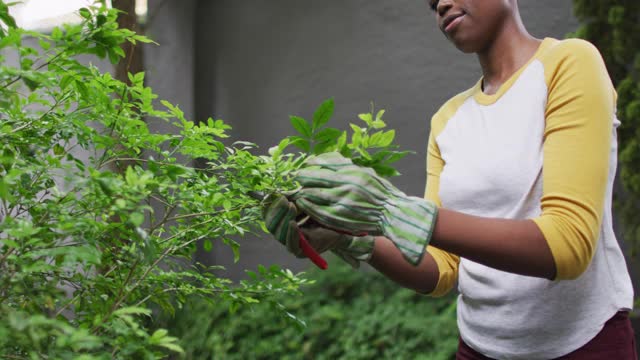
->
xmin=297 ymin=228 xmax=328 ymax=270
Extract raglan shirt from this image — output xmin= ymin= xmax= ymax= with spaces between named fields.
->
xmin=424 ymin=38 xmax=633 ymax=359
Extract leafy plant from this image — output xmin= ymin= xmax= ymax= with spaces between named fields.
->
xmin=0 ymin=3 xmax=411 ymax=358
xmin=571 ymin=1 xmax=640 ymax=252
xmin=158 ymin=259 xmax=458 ymax=360
xmin=286 ymin=99 xmax=411 ymax=177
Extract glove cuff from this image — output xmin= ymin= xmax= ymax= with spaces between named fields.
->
xmin=382 ymin=196 xmax=438 ymax=266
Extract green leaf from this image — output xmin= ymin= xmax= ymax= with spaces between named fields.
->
xmin=349 ymin=124 xmax=363 ymax=134
xmin=289 ymin=136 xmax=310 ymax=153
xmin=60 ymin=75 xmax=73 ymax=90
xmin=51 ymin=27 xmax=62 ymax=40
xmin=313 ymin=141 xmax=335 ymax=155
xmin=315 ymin=128 xmax=342 ymax=143
xmin=107 ymin=48 xmax=119 ymax=64
xmin=203 ymin=239 xmax=213 ymax=252
xmin=113 ymin=307 xmax=152 ymax=317
xmin=0 ymin=179 xmax=9 ymax=200
xmin=372 ymin=163 xmax=400 ymax=177
xmin=269 ymin=138 xmax=290 ymax=158
xmin=76 ymin=81 xmax=89 ymax=98
xmin=130 ymin=212 xmax=144 ymax=227
xmin=358 ymin=113 xmax=373 ymax=126
xmin=150 ymin=329 xmax=168 ymax=343
xmin=79 ymin=7 xmax=91 ymax=19
xmin=336 ymin=131 xmax=347 ymax=151
xmin=96 ymin=14 xmax=106 ymax=27
xmin=53 ymin=144 xmax=65 ymax=156
xmin=0 ymin=29 xmax=20 ymax=48
xmin=312 ymin=98 xmax=334 ymax=131
xmin=371 ymin=120 xmax=386 ymax=129
xmin=384 ymin=151 xmax=410 ymax=164
xmin=132 ymin=34 xmax=156 ymax=44
xmin=223 ymin=238 xmax=241 ymax=262
xmin=20 ymin=57 xmax=33 ymax=70
xmin=0 ymin=8 xmax=17 ymax=29
xmin=22 ymin=77 xmax=39 ymax=91
xmin=290 ymin=116 xmax=311 ymax=138
xmin=156 ymin=342 xmax=185 ymax=354
xmin=378 ymin=130 xmax=395 ymax=147
xmin=222 ymin=199 xmax=232 ymax=210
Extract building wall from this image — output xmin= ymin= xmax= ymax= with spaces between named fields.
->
xmin=191 ymin=1 xmax=580 ymax=277
xmin=144 ymin=0 xmax=197 ymax=133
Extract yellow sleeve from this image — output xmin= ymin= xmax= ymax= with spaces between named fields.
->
xmin=532 ymin=39 xmax=616 ymax=280
xmin=425 ymin=127 xmax=459 ymax=297
xmin=423 ymin=92 xmax=472 ymax=297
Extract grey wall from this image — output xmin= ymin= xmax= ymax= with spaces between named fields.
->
xmin=191 ymin=1 xmax=579 ymax=277
xmin=144 ymin=0 xmax=197 ymax=133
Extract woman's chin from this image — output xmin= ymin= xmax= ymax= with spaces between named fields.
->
xmin=449 ymin=37 xmax=483 ymax=54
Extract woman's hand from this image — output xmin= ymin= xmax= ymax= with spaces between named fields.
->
xmin=292 ymin=152 xmax=438 ymax=266
xmin=261 ymin=193 xmax=375 ymax=268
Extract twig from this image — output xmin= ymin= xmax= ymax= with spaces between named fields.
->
xmin=54 ymin=265 xmax=118 ymax=317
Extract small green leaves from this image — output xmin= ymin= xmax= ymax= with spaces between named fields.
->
xmin=149 ymin=329 xmax=184 ymax=354
xmin=51 ymin=27 xmax=63 ymax=41
xmin=285 ymin=99 xmax=410 ymax=176
xmin=130 ymin=212 xmax=145 ymax=227
xmin=0 ymin=4 xmax=414 ymax=358
xmin=312 ymin=98 xmax=334 ymax=131
xmin=288 ymin=99 xmax=337 ymax=155
xmin=313 ymin=127 xmax=342 ymax=154
xmin=203 ymin=239 xmax=213 ymax=252
xmin=79 ymin=7 xmax=92 ymax=20
xmin=290 ymin=116 xmax=311 ymax=138
xmin=0 ymin=1 xmax=17 ymax=37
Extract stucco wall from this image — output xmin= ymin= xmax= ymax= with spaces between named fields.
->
xmin=191 ymin=1 xmax=580 ymax=277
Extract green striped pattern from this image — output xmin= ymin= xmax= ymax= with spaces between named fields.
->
xmin=333 ymin=235 xmax=376 ymax=269
xmin=297 ymin=226 xmax=376 ymax=268
xmin=293 ymin=152 xmax=438 ymax=266
xmin=262 ymin=194 xmax=301 ymax=256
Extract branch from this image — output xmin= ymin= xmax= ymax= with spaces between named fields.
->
xmin=132 ymin=286 xmax=283 ymax=308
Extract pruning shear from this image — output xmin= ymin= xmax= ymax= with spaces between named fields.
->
xmin=249 ymin=191 xmax=328 ymax=270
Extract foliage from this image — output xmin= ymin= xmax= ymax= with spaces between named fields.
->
xmin=287 ymin=100 xmax=411 ymax=177
xmin=0 ymin=3 xmax=408 ymax=359
xmin=571 ymin=1 xmax=640 ymax=252
xmin=159 ymin=259 xmax=458 ymax=360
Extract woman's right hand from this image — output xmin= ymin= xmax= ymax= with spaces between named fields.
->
xmin=262 ymin=193 xmax=374 ymax=267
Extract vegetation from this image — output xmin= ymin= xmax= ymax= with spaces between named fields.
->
xmin=571 ymin=1 xmax=640 ymax=252
xmin=158 ymin=260 xmax=458 ymax=360
xmin=0 ymin=3 xmax=409 ymax=358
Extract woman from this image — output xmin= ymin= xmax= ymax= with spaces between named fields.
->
xmin=263 ymin=0 xmax=636 ymax=358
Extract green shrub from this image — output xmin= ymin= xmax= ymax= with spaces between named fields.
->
xmin=571 ymin=1 xmax=640 ymax=251
xmin=160 ymin=260 xmax=458 ymax=360
xmin=0 ymin=2 xmax=415 ymax=357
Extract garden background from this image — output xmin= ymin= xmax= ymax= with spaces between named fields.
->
xmin=2 ymin=1 xmax=639 ymax=358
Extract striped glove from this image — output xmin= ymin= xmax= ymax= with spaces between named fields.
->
xmin=292 ymin=152 xmax=438 ymax=266
xmin=299 ymin=226 xmax=376 ymax=268
xmin=262 ymin=194 xmax=302 ymax=255
xmin=262 ymin=193 xmax=375 ymax=267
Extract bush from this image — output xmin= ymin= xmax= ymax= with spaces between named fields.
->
xmin=571 ymin=1 xmax=640 ymax=251
xmin=160 ymin=260 xmax=458 ymax=360
xmin=0 ymin=2 xmax=415 ymax=357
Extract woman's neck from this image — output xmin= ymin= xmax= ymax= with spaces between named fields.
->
xmin=477 ymin=17 xmax=541 ymax=95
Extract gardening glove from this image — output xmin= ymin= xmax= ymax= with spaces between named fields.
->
xmin=291 ymin=152 xmax=438 ymax=266
xmin=262 ymin=193 xmax=374 ymax=267
xmin=299 ymin=226 xmax=376 ymax=269
xmin=262 ymin=193 xmax=302 ymax=255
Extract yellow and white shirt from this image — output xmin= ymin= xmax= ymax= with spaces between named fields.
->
xmin=425 ymin=38 xmax=633 ymax=359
